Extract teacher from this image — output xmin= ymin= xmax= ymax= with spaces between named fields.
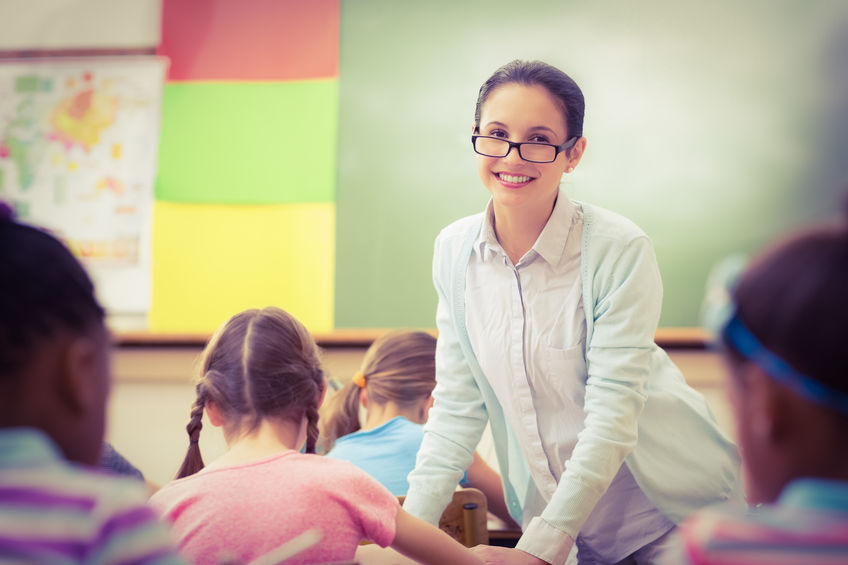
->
xmin=403 ymin=60 xmax=742 ymax=565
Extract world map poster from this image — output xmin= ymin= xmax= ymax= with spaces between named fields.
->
xmin=0 ymin=57 xmax=166 ymax=314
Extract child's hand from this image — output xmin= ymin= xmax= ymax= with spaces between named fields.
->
xmin=470 ymin=546 xmax=548 ymax=565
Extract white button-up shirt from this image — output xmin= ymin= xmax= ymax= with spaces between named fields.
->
xmin=465 ymin=195 xmax=673 ymax=563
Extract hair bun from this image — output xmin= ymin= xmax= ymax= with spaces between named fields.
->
xmin=0 ymin=201 xmax=15 ymax=223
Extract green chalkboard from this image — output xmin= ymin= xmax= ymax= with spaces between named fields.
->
xmin=335 ymin=0 xmax=848 ymax=328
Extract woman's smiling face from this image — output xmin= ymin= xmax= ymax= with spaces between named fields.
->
xmin=475 ymin=82 xmax=572 ymax=214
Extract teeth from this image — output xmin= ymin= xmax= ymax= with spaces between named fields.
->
xmin=499 ymin=173 xmax=531 ymax=184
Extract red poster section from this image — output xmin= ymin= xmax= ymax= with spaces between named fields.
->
xmin=158 ymin=0 xmax=339 ymax=81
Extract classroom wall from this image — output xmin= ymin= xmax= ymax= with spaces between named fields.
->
xmin=0 ymin=0 xmax=160 ymax=50
xmin=335 ymin=0 xmax=848 ymax=328
xmin=0 ymin=0 xmax=839 ymax=488
xmin=7 ymin=2 xmax=848 ymax=336
xmin=0 ymin=0 xmax=341 ymax=335
xmin=150 ymin=0 xmax=339 ymax=334
xmin=108 ymin=344 xmax=735 ymax=487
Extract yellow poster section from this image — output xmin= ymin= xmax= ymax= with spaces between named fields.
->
xmin=150 ymin=201 xmax=335 ymax=334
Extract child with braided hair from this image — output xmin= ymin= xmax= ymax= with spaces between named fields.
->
xmin=320 ymin=330 xmax=518 ymax=528
xmin=149 ymin=307 xmax=484 ymax=565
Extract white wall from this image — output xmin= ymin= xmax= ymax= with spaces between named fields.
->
xmin=0 ymin=0 xmax=160 ymax=49
xmin=108 ymin=346 xmax=735 ymax=487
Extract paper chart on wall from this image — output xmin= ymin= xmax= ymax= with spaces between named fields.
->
xmin=0 ymin=57 xmax=166 ymax=314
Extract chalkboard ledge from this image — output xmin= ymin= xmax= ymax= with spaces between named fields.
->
xmin=113 ymin=327 xmax=711 ymax=350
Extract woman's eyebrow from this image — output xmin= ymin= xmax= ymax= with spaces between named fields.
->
xmin=527 ymin=125 xmax=559 ymax=136
xmin=482 ymin=122 xmax=560 ymax=136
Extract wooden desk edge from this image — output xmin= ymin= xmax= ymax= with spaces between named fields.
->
xmin=113 ymin=327 xmax=712 ymax=349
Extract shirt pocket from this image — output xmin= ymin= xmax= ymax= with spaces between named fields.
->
xmin=543 ymin=344 xmax=588 ymax=407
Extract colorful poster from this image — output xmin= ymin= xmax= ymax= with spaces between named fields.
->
xmin=0 ymin=57 xmax=166 ymax=314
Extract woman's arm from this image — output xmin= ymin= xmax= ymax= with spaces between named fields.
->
xmin=465 ymin=451 xmax=519 ymax=529
xmin=519 ymin=235 xmax=662 ymax=564
xmin=404 ymin=230 xmax=490 ymax=524
xmin=391 ymin=507 xmax=485 ymax=565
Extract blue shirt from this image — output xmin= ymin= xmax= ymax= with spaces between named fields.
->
xmin=327 ymin=416 xmax=423 ymax=496
xmin=99 ymin=442 xmax=145 ymax=481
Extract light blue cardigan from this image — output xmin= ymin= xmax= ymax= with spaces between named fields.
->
xmin=404 ymin=200 xmax=742 ymax=538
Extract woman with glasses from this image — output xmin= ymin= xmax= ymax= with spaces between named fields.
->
xmin=402 ymin=60 xmax=742 ymax=565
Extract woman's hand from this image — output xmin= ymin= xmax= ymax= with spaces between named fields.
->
xmin=471 ymin=546 xmax=549 ymax=565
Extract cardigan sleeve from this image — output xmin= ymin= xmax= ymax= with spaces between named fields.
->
xmin=537 ymin=234 xmax=662 ymax=537
xmin=403 ymin=230 xmax=489 ymax=525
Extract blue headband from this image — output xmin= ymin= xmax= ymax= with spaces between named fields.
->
xmin=722 ymin=310 xmax=848 ymax=415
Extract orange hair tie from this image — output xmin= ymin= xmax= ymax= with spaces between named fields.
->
xmin=352 ymin=371 xmax=366 ymax=388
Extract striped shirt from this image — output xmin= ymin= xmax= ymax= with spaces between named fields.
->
xmin=0 ymin=428 xmax=185 ymax=565
xmin=660 ymin=479 xmax=848 ymax=564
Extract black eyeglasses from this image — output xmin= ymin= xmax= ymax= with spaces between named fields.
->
xmin=471 ymin=135 xmax=578 ymax=163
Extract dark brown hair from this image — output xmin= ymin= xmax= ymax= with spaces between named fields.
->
xmin=318 ymin=330 xmax=436 ymax=453
xmin=726 ymin=221 xmax=848 ymax=400
xmin=176 ymin=307 xmax=324 ymax=478
xmin=0 ymin=210 xmax=105 ymax=380
xmin=474 ymin=59 xmax=585 ymax=143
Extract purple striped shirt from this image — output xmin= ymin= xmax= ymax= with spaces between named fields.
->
xmin=660 ymin=479 xmax=848 ymax=564
xmin=0 ymin=428 xmax=186 ymax=564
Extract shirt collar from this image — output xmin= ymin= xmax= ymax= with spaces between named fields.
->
xmin=474 ymin=190 xmax=576 ymax=267
xmin=534 ymin=192 xmax=576 ymax=266
xmin=0 ymin=427 xmax=63 ymax=469
xmin=778 ymin=478 xmax=848 ymax=512
xmin=474 ymin=201 xmax=500 ymax=261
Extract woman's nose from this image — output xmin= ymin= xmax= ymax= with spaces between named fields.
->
xmin=501 ymin=144 xmax=524 ymax=164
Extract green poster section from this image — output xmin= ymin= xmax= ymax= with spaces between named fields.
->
xmin=335 ymin=0 xmax=848 ymax=328
xmin=156 ymin=80 xmax=338 ymax=204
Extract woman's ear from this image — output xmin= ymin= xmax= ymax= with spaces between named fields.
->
xmin=359 ymin=387 xmax=368 ymax=410
xmin=565 ymin=137 xmax=587 ymax=172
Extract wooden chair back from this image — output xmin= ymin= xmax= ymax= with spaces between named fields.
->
xmin=397 ymin=487 xmax=489 ymax=548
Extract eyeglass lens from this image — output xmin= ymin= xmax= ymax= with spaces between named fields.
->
xmin=474 ymin=137 xmax=556 ymax=163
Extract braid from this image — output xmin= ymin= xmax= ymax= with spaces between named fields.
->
xmin=197 ymin=307 xmax=326 ymax=455
xmin=187 ymin=395 xmax=204 ymax=445
xmin=176 ymin=385 xmax=207 ymax=479
xmin=305 ymin=402 xmax=320 ymax=454
xmin=317 ymin=381 xmax=362 ymax=453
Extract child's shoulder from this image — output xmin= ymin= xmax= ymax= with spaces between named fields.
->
xmin=0 ymin=430 xmax=150 ymax=515
xmin=680 ymin=498 xmax=848 ymax=562
xmin=293 ymin=453 xmax=397 ymax=495
xmin=1 ymin=449 xmax=179 ymax=563
xmin=43 ymin=459 xmax=152 ymax=515
xmin=296 ymin=451 xmax=374 ymax=477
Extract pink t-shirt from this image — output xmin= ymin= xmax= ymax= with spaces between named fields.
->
xmin=149 ymin=451 xmax=398 ymax=565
